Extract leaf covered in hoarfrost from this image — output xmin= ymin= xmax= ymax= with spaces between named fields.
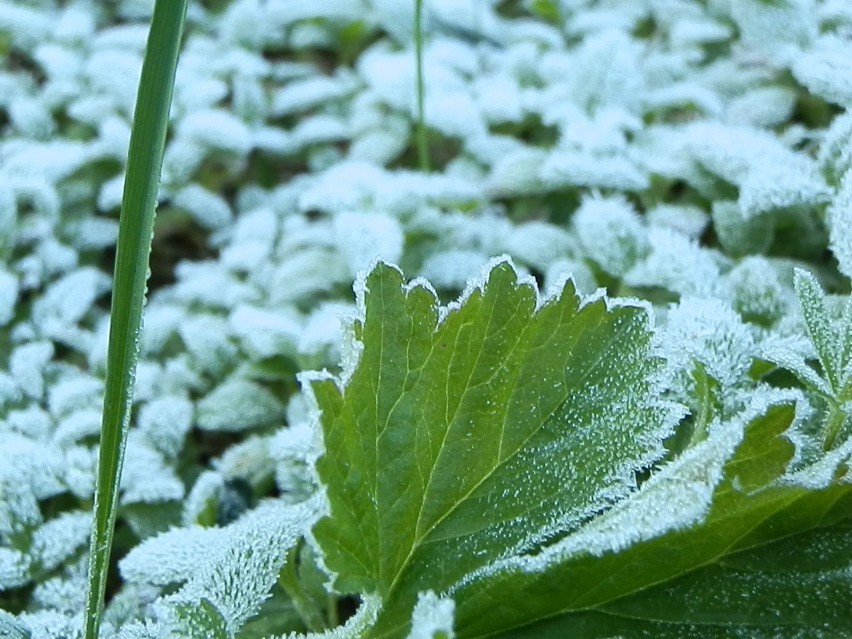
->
xmin=120 ymin=496 xmax=325 ymax=639
xmin=309 ymin=259 xmax=679 ymax=636
xmin=827 ymin=171 xmax=852 ymax=281
xmin=450 ymin=394 xmax=852 ymax=637
xmin=792 ymin=36 xmax=852 ymax=108
xmin=572 ymin=194 xmax=647 ymax=277
xmin=197 ymin=377 xmax=284 ymax=432
xmin=165 ymin=497 xmax=324 ymax=635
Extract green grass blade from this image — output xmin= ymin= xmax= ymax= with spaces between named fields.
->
xmin=83 ymin=2 xmax=188 ymax=638
xmin=414 ymin=0 xmax=430 ymax=172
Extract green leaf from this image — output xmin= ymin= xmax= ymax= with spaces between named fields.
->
xmin=309 ymin=260 xmax=678 ymax=635
xmin=84 ymin=2 xmax=188 ymax=639
xmin=451 ymin=398 xmax=852 ymax=638
xmin=496 ymin=519 xmax=852 ymax=638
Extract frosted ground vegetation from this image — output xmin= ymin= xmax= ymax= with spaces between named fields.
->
xmin=2 ymin=0 xmax=852 ymax=637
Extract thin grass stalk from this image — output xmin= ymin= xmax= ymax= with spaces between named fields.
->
xmin=415 ymin=0 xmax=430 ymax=172
xmin=83 ymin=2 xmax=188 ymax=638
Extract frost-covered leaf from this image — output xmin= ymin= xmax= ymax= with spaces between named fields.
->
xmin=197 ymin=377 xmax=284 ymax=432
xmin=684 ymin=122 xmax=830 ymax=218
xmin=726 ymin=256 xmax=790 ymax=324
xmin=572 ymin=195 xmax=647 ymax=277
xmin=31 ymin=267 xmax=109 ymax=335
xmin=725 ymin=86 xmax=796 ymax=127
xmin=711 ymin=200 xmax=773 ymax=258
xmin=450 ymin=396 xmax=852 ymax=637
xmin=502 ymin=222 xmax=574 ymax=273
xmin=818 ymin=110 xmax=852 ymax=186
xmin=0 ymin=268 xmax=19 ymax=327
xmin=539 ymin=149 xmax=648 ymax=191
xmin=792 ymin=36 xmax=852 ymax=108
xmin=309 ymin=259 xmax=678 ymax=635
xmin=120 ymin=436 xmax=184 ymax=505
xmin=731 ymin=0 xmax=816 ymax=55
xmin=827 ymin=170 xmax=852 ymax=281
xmin=180 ymin=109 xmax=251 ymax=156
xmin=120 ymin=526 xmax=229 ymax=587
xmin=137 ymin=396 xmax=193 ymax=459
xmin=161 ymin=496 xmax=324 ymax=636
xmin=657 ymin=297 xmax=756 ymax=394
xmin=177 ymin=314 xmax=238 ymax=376
xmin=0 ymin=547 xmax=30 ymax=590
xmin=793 ymin=269 xmax=843 ymax=392
xmin=173 ymin=184 xmax=233 ymax=231
xmin=30 ymin=511 xmax=90 ymax=573
xmin=333 ymin=212 xmax=404 ymax=277
xmin=624 ymin=228 xmax=725 ymax=297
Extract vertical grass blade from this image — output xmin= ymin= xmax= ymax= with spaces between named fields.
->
xmin=414 ymin=0 xmax=430 ymax=172
xmin=83 ymin=2 xmax=188 ymax=638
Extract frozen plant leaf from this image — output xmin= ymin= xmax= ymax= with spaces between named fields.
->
xmin=731 ymin=0 xmax=816 ymax=55
xmin=450 ymin=396 xmax=852 ymax=637
xmin=792 ymin=36 xmax=852 ymax=108
xmin=160 ymin=496 xmax=324 ymax=637
xmin=763 ymin=269 xmax=852 ymax=448
xmin=828 ymin=171 xmax=852 ymax=281
xmin=120 ymin=525 xmax=229 ymax=587
xmin=572 ymin=194 xmax=647 ymax=278
xmin=197 ymin=377 xmax=284 ymax=432
xmin=309 ymin=259 xmax=679 ymax=636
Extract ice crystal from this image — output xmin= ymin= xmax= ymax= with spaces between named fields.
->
xmin=407 ymin=592 xmax=455 ymax=639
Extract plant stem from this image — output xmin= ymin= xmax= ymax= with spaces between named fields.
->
xmin=414 ymin=0 xmax=430 ymax=172
xmin=83 ymin=2 xmax=187 ymax=638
